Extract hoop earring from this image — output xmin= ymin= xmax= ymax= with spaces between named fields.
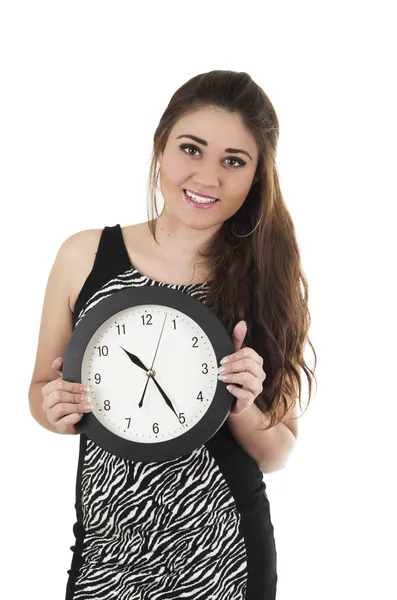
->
xmin=229 ymin=218 xmax=262 ymax=238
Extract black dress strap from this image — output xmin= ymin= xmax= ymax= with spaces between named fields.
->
xmin=95 ymin=224 xmax=131 ymax=273
xmin=72 ymin=224 xmax=131 ymax=325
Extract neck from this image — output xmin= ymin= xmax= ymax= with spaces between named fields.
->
xmin=151 ymin=212 xmax=221 ymax=263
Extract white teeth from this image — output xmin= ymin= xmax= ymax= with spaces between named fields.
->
xmin=185 ymin=190 xmax=217 ymax=203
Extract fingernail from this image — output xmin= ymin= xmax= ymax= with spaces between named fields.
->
xmin=220 ymin=357 xmax=229 ymax=365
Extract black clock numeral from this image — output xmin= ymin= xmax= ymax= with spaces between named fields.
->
xmin=172 ymin=319 xmax=177 ymax=330
xmin=178 ymin=413 xmax=186 ymax=425
xmin=97 ymin=345 xmax=109 ymax=357
xmin=104 ymin=399 xmax=111 ymax=411
xmin=116 ymin=324 xmax=126 ymax=335
xmin=141 ymin=314 xmax=153 ymax=326
xmin=152 ymin=422 xmax=159 ymax=434
xmin=94 ymin=373 xmax=101 ymax=384
xmin=192 ymin=336 xmax=199 ymax=348
xmin=197 ymin=391 xmax=204 ymax=402
xmin=202 ymin=363 xmax=208 ymax=374
xmin=125 ymin=417 xmax=131 ymax=429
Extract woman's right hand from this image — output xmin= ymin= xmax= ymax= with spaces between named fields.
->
xmin=41 ymin=357 xmax=92 ymax=435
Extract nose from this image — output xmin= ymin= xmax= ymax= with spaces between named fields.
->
xmin=191 ymin=171 xmax=220 ymax=190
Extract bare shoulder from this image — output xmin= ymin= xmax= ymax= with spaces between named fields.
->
xmin=29 ymin=227 xmax=103 ymax=387
xmin=65 ymin=227 xmax=104 ymax=314
xmin=29 ymin=224 xmax=146 ymax=388
xmin=68 ymin=223 xmax=147 ymax=313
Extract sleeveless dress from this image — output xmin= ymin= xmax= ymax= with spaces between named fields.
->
xmin=65 ymin=224 xmax=278 ymax=600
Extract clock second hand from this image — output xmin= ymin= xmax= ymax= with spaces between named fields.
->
xmin=138 ymin=312 xmax=167 ymax=409
xmin=146 ymin=314 xmax=181 ymax=418
xmin=120 ymin=313 xmax=179 ymax=417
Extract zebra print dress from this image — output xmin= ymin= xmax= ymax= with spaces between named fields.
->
xmin=65 ymin=224 xmax=277 ymax=600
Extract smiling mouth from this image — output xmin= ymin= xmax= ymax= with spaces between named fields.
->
xmin=183 ymin=189 xmax=220 ymax=205
xmin=184 ymin=188 xmax=219 ymax=201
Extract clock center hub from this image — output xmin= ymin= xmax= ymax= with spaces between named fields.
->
xmin=146 ymin=368 xmax=156 ymax=378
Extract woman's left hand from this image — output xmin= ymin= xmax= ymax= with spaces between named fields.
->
xmin=218 ymin=320 xmax=266 ymax=415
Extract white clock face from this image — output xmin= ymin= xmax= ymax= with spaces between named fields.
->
xmin=81 ymin=303 xmax=218 ymax=443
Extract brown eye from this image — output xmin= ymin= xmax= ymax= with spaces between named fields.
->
xmin=180 ymin=143 xmax=201 ymax=157
xmin=225 ymin=157 xmax=245 ymax=168
xmin=179 ymin=143 xmax=246 ymax=167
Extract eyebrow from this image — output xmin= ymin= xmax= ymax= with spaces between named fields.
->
xmin=176 ymin=134 xmax=253 ymax=161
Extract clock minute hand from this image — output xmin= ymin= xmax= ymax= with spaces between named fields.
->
xmin=150 ymin=376 xmax=179 ymax=419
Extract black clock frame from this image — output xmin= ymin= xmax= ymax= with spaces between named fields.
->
xmin=62 ymin=285 xmax=235 ymax=462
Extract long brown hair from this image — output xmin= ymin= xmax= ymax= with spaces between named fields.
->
xmin=146 ymin=70 xmax=317 ymax=430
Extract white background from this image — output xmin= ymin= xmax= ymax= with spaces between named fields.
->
xmin=1 ymin=1 xmax=396 ymax=598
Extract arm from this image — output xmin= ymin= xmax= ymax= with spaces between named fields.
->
xmin=227 ymin=400 xmax=299 ymax=474
xmin=28 ymin=230 xmax=93 ymax=431
xmin=29 ymin=381 xmax=60 ymax=434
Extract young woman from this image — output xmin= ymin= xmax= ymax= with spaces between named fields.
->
xmin=29 ymin=69 xmax=316 ymax=600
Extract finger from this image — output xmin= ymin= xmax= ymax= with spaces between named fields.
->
xmin=52 ymin=357 xmax=63 ymax=369
xmin=227 ymin=386 xmax=255 ymax=414
xmin=222 ymin=347 xmax=263 ymax=366
xmin=52 ymin=357 xmax=63 ymax=377
xmin=219 ymin=370 xmax=261 ymax=394
xmin=44 ymin=384 xmax=90 ymax=410
xmin=44 ymin=377 xmax=86 ymax=398
xmin=225 ymin=381 xmax=263 ymax=402
xmin=56 ymin=412 xmax=84 ymax=434
xmin=52 ymin=402 xmax=92 ymax=421
xmin=219 ymin=358 xmax=264 ymax=379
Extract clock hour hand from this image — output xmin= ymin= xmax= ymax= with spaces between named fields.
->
xmin=120 ymin=346 xmax=152 ymax=408
xmin=120 ymin=346 xmax=148 ymax=372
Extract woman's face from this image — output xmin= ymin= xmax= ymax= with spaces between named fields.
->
xmin=158 ymin=106 xmax=259 ymax=231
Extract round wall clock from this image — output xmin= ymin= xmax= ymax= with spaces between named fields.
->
xmin=62 ymin=285 xmax=235 ymax=462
